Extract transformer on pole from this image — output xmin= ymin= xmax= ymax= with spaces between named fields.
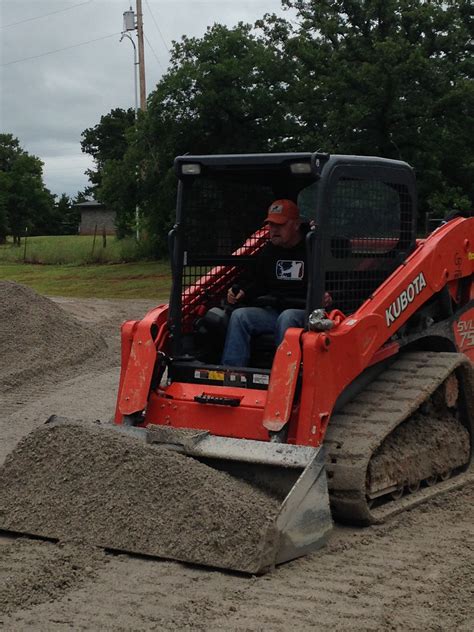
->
xmin=121 ymin=3 xmax=146 ymax=112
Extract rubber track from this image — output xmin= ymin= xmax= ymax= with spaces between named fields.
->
xmin=325 ymin=351 xmax=473 ymax=525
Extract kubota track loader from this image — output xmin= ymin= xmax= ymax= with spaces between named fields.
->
xmin=1 ymin=152 xmax=472 ymax=573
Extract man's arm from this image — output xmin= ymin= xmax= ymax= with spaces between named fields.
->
xmin=226 ymin=244 xmax=268 ymax=305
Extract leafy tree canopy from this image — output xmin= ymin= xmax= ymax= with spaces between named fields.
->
xmin=54 ymin=193 xmax=81 ymax=235
xmin=282 ymin=0 xmax=474 ymax=217
xmin=0 ymin=134 xmax=55 ymax=243
xmin=81 ymin=108 xmax=136 ymax=189
xmin=138 ymin=22 xmax=298 ymax=252
xmin=83 ymin=23 xmax=294 ymax=252
xmin=145 ymin=22 xmax=296 ymax=158
xmin=81 ymin=1 xmax=473 ymax=252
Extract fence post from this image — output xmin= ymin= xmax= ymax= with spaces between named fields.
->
xmin=23 ymin=226 xmax=28 ymax=262
xmin=91 ymin=224 xmax=98 ymax=257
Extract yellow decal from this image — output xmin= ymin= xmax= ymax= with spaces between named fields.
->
xmin=208 ymin=371 xmax=224 ymax=381
xmin=468 ymin=252 xmax=474 ymax=261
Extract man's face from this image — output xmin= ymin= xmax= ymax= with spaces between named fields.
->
xmin=268 ymin=219 xmax=301 ymax=248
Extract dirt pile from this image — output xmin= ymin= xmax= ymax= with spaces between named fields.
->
xmin=0 ymin=422 xmax=281 ymax=573
xmin=0 ymin=282 xmax=105 ymax=390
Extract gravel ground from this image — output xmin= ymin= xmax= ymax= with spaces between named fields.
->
xmin=0 ymin=288 xmax=472 ymax=631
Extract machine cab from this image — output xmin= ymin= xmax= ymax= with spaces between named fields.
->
xmin=167 ymin=152 xmax=416 ymax=386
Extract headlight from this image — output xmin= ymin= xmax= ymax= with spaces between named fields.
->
xmin=290 ymin=162 xmax=312 ymax=174
xmin=181 ymin=163 xmax=201 ymax=175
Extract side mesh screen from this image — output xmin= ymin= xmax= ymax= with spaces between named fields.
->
xmin=180 ymin=177 xmax=275 ymax=329
xmin=324 ymin=178 xmax=413 ymax=315
xmin=183 ymin=177 xmax=272 ymax=257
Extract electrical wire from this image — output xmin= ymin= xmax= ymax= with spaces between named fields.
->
xmin=144 ymin=0 xmax=171 ymax=52
xmin=1 ymin=32 xmax=122 ymax=67
xmin=144 ymin=34 xmax=165 ymax=73
xmin=0 ymin=1 xmax=94 ymax=30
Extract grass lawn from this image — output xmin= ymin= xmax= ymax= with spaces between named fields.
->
xmin=0 ymin=235 xmax=140 ymax=265
xmin=0 ymin=261 xmax=172 ymax=299
xmin=0 ymin=235 xmax=172 ymax=299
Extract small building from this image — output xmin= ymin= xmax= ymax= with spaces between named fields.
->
xmin=76 ymin=200 xmax=117 ymax=236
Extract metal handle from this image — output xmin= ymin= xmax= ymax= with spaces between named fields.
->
xmin=168 ymin=226 xmax=178 ymax=275
xmin=194 ymin=394 xmax=241 ymax=407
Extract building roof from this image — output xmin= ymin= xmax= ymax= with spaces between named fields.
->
xmin=74 ymin=200 xmax=104 ymax=208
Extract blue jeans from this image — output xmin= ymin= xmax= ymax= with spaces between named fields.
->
xmin=221 ymin=307 xmax=305 ymax=367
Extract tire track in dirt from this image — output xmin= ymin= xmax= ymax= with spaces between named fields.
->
xmin=0 ymin=366 xmax=120 ymax=464
xmin=0 ymin=538 xmax=106 ymax=618
xmin=1 ymin=483 xmax=472 ymax=631
xmin=202 ymin=484 xmax=473 ymax=631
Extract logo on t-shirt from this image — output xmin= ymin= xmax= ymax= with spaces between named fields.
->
xmin=276 ymin=260 xmax=304 ymax=280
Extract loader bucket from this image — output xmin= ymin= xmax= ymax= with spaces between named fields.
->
xmin=0 ymin=418 xmax=332 ymax=574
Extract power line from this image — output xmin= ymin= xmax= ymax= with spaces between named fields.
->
xmin=144 ymin=34 xmax=165 ymax=73
xmin=0 ymin=1 xmax=94 ymax=30
xmin=1 ymin=32 xmax=121 ymax=67
xmin=46 ymin=165 xmax=93 ymax=172
xmin=144 ymin=0 xmax=171 ymax=53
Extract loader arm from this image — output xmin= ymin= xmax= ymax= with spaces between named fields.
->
xmin=116 ymin=305 xmax=168 ymax=417
xmin=294 ymin=216 xmax=473 ymax=446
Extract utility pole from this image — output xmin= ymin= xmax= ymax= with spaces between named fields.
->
xmin=136 ymin=0 xmax=147 ymax=111
xmin=121 ymin=2 xmax=147 ymax=241
xmin=121 ymin=3 xmax=146 ymax=112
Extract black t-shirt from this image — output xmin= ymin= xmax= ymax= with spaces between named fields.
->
xmin=243 ymin=239 xmax=307 ymax=308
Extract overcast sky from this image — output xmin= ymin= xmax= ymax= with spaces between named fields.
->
xmin=1 ymin=0 xmax=292 ymax=198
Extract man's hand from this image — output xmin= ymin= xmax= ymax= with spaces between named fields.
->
xmin=227 ymin=287 xmax=245 ymax=305
xmin=323 ymin=292 xmax=333 ymax=309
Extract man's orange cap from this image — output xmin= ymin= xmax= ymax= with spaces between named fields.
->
xmin=264 ymin=199 xmax=300 ymax=225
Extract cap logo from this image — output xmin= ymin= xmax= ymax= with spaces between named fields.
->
xmin=270 ymin=204 xmax=284 ymax=214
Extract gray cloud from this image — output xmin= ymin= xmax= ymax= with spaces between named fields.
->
xmin=1 ymin=0 xmax=289 ymax=197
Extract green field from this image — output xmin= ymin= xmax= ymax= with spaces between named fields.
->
xmin=0 ymin=235 xmax=141 ymax=265
xmin=0 ymin=236 xmax=171 ymax=299
xmin=0 ymin=261 xmax=172 ymax=299
xmin=0 ymin=262 xmax=171 ymax=300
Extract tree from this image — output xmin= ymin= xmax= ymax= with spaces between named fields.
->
xmin=80 ymin=108 xmax=138 ymax=239
xmin=54 ymin=193 xmax=80 ymax=235
xmin=130 ymin=23 xmax=296 ymax=253
xmin=99 ymin=156 xmax=139 ymax=238
xmin=279 ymin=0 xmax=474 ymax=220
xmin=80 ymin=108 xmax=136 ymax=191
xmin=80 ymin=24 xmax=297 ymax=253
xmin=145 ymin=23 xmax=296 ymax=157
xmin=0 ymin=181 xmax=8 ymax=244
xmin=0 ymin=134 xmax=55 ymax=243
xmin=81 ymin=2 xmax=473 ymax=250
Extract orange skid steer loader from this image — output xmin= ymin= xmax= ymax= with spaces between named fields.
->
xmin=1 ymin=152 xmax=472 ymax=574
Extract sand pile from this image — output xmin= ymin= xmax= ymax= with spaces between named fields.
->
xmin=0 ymin=422 xmax=281 ymax=573
xmin=0 ymin=282 xmax=106 ymax=390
